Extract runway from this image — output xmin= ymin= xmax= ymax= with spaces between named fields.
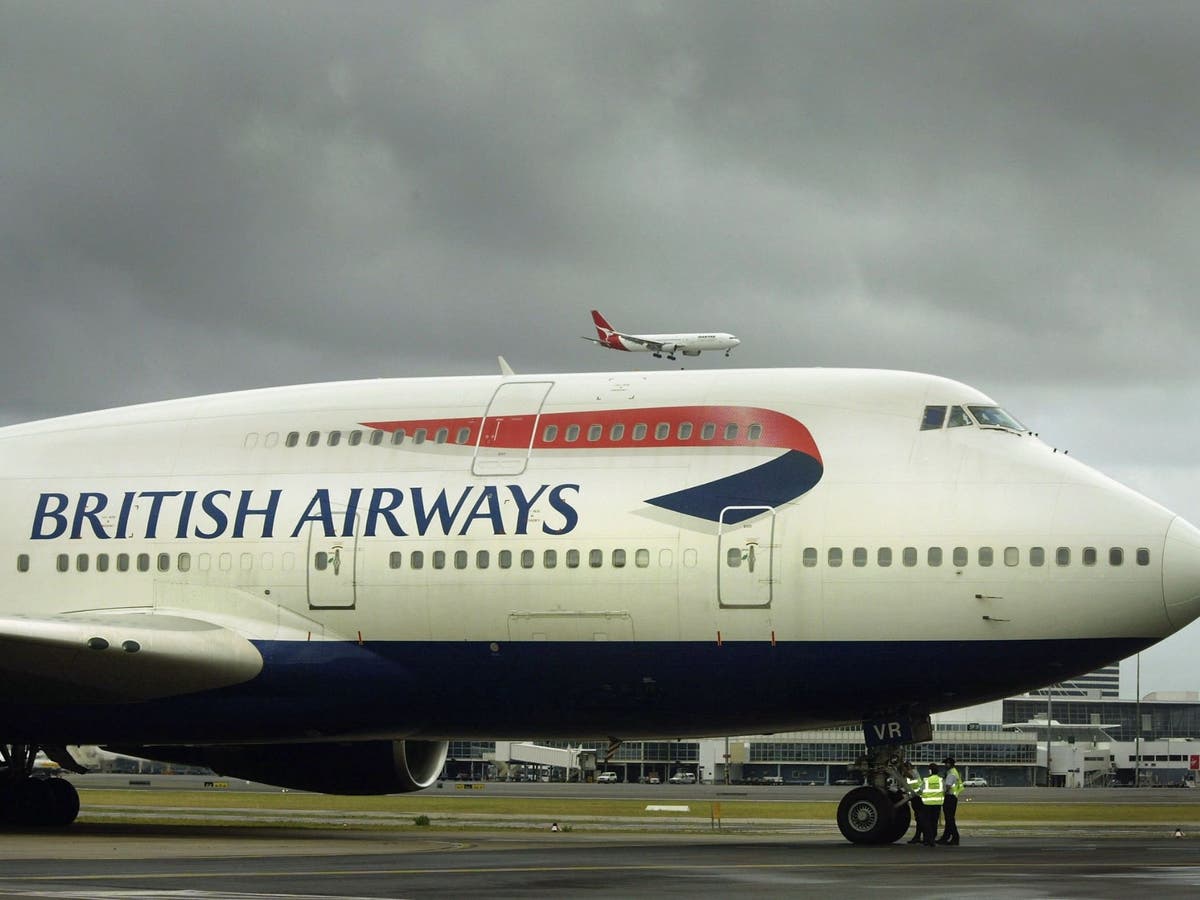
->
xmin=1 ymin=826 xmax=1199 ymax=898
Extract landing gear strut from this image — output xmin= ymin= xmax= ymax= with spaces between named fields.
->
xmin=0 ymin=744 xmax=81 ymax=827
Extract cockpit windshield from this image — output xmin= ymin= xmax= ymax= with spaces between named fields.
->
xmin=967 ymin=406 xmax=1025 ymax=432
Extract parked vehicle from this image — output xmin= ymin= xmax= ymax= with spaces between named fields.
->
xmin=597 ymin=771 xmax=618 ymax=783
xmin=668 ymin=771 xmax=696 ymax=784
xmin=962 ymin=777 xmax=988 ymax=787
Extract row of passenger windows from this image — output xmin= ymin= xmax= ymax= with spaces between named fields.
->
xmin=18 ymin=547 xmax=679 ymax=574
xmin=245 ymin=419 xmax=768 ymax=451
xmin=783 ymin=545 xmax=1151 ymax=569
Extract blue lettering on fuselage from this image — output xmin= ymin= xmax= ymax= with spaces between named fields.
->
xmin=30 ymin=484 xmax=581 ymax=541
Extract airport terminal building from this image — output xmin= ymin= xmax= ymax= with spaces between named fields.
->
xmin=444 ymin=664 xmax=1200 ymax=787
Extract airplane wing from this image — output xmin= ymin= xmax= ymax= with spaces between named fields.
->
xmin=611 ymin=332 xmax=668 ymax=352
xmin=0 ymin=611 xmax=263 ymax=704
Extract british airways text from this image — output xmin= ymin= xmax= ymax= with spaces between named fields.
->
xmin=30 ymin=485 xmax=581 ymax=541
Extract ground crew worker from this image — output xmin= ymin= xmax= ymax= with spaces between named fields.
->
xmin=902 ymin=761 xmax=926 ymax=844
xmin=938 ymin=756 xmax=962 ymax=845
xmin=919 ymin=763 xmax=944 ymax=847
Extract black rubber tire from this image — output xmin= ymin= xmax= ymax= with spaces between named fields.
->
xmin=882 ymin=797 xmax=912 ymax=843
xmin=836 ymin=786 xmax=895 ymax=844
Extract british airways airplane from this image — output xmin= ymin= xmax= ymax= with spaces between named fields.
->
xmin=581 ymin=310 xmax=740 ymax=359
xmin=1 ymin=366 xmax=1199 ymax=843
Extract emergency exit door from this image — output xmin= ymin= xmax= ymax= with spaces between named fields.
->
xmin=472 ymin=381 xmax=553 ymax=476
xmin=717 ymin=506 xmax=775 ymax=608
xmin=307 ymin=513 xmax=359 ymax=610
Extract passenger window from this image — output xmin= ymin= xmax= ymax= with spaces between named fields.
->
xmin=902 ymin=547 xmax=918 ymax=567
xmin=137 ymin=553 xmax=150 ymax=572
xmin=411 ymin=551 xmax=425 ymax=570
xmin=921 ymin=405 xmax=947 ymax=430
xmin=1004 ymin=547 xmax=1019 ymax=567
xmin=17 ymin=554 xmax=29 ymax=573
xmin=306 ymin=431 xmax=320 ymax=447
xmin=1030 ymin=547 xmax=1045 ymax=567
xmin=1137 ymin=548 xmax=1150 ymax=566
xmin=96 ymin=553 xmax=109 ymax=572
xmin=803 ymin=547 xmax=818 ymax=567
xmin=828 ymin=547 xmax=843 ymax=567
xmin=610 ymin=423 xmax=625 ymax=441
xmin=454 ymin=550 xmax=467 ymax=568
xmin=77 ymin=553 xmax=89 ymax=573
xmin=979 ymin=547 xmax=993 ymax=567
xmin=678 ymin=422 xmax=693 ymax=440
xmin=261 ymin=553 xmax=273 ymax=571
xmin=566 ymin=424 xmax=580 ymax=443
xmin=635 ymin=549 xmax=650 ymax=568
xmin=613 ymin=549 xmax=627 ymax=568
xmin=456 ymin=427 xmax=471 ymax=445
xmin=544 ymin=549 xmax=557 ymax=569
xmin=701 ymin=423 xmax=716 ymax=440
xmin=389 ymin=551 xmax=403 ymax=569
xmin=328 ymin=431 xmax=341 ymax=447
xmin=588 ymin=424 xmax=602 ymax=442
xmin=285 ymin=432 xmax=300 ymax=448
xmin=435 ymin=428 xmax=449 ymax=444
xmin=727 ymin=548 xmax=743 ymax=567
xmin=748 ymin=424 xmax=763 ymax=441
xmin=117 ymin=553 xmax=130 ymax=572
xmin=219 ymin=553 xmax=231 ymax=571
xmin=877 ymin=547 xmax=892 ymax=567
xmin=56 ymin=554 xmax=68 ymax=573
xmin=264 ymin=432 xmax=279 ymax=449
xmin=1056 ymin=547 xmax=1071 ymax=566
xmin=566 ymin=549 xmax=580 ymax=568
xmin=413 ymin=428 xmax=427 ymax=444
xmin=432 ymin=550 xmax=446 ymax=569
xmin=1109 ymin=547 xmax=1123 ymax=566
xmin=499 ymin=550 xmax=512 ymax=569
xmin=1083 ymin=547 xmax=1097 ymax=566
xmin=928 ymin=547 xmax=942 ymax=567
xmin=521 ymin=550 xmax=535 ymax=569
xmin=543 ymin=425 xmax=559 ymax=442
xmin=314 ymin=551 xmax=327 ymax=571
xmin=953 ymin=547 xmax=968 ymax=567
xmin=178 ymin=553 xmax=191 ymax=573
xmin=633 ymin=423 xmax=647 ymax=441
xmin=853 ymin=547 xmax=867 ymax=567
xmin=589 ymin=549 xmax=603 ymax=568
xmin=348 ymin=430 xmax=362 ymax=446
xmin=369 ymin=430 xmax=384 ymax=445
xmin=158 ymin=553 xmax=171 ymax=572
xmin=947 ymin=406 xmax=973 ymax=428
xmin=240 ymin=553 xmax=252 ymax=571
xmin=391 ymin=429 xmax=406 ymax=445
xmin=724 ymin=423 xmax=739 ymax=440
xmin=476 ymin=550 xmax=489 ymax=569
xmin=655 ymin=423 xmax=670 ymax=440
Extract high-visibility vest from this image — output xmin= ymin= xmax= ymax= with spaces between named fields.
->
xmin=906 ymin=775 xmax=922 ymax=796
xmin=947 ymin=766 xmax=964 ymax=797
xmin=921 ymin=774 xmax=945 ymax=806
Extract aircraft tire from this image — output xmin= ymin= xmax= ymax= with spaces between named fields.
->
xmin=882 ymin=796 xmax=912 ymax=843
xmin=0 ymin=778 xmax=79 ymax=827
xmin=836 ymin=786 xmax=894 ymax=845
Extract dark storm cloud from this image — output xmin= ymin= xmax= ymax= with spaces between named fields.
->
xmin=5 ymin=2 xmax=1200 ymax=682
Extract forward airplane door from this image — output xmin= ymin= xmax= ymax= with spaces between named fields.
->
xmin=473 ymin=381 xmax=554 ymax=476
xmin=718 ymin=506 xmax=774 ymax=608
xmin=307 ymin=513 xmax=359 ymax=610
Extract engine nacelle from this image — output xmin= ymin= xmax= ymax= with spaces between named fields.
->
xmin=106 ymin=739 xmax=449 ymax=795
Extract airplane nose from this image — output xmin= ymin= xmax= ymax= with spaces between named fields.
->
xmin=1162 ymin=516 xmax=1200 ymax=630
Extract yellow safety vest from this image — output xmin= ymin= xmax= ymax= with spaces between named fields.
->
xmin=906 ymin=775 xmax=922 ymax=795
xmin=921 ymin=774 xmax=945 ymax=806
xmin=947 ymin=766 xmax=964 ymax=797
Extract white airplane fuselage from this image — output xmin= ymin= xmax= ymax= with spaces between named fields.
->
xmin=3 ymin=367 xmax=1200 ymax=750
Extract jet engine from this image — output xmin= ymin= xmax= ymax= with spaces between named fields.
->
xmin=106 ymin=739 xmax=449 ymax=795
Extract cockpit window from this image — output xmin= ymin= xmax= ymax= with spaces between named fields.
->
xmin=947 ymin=406 xmax=973 ymax=428
xmin=920 ymin=405 xmax=947 ymax=430
xmin=968 ymin=406 xmax=1025 ymax=432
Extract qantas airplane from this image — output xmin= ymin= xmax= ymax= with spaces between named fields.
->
xmin=581 ymin=310 xmax=740 ymax=359
xmin=2 ymin=365 xmax=1199 ymax=844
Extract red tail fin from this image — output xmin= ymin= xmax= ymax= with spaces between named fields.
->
xmin=591 ymin=309 xmax=615 ymax=335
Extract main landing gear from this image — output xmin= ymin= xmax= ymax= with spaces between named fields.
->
xmin=0 ymin=745 xmax=82 ymax=827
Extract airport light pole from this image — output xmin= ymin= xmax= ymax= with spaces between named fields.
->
xmin=1046 ymin=682 xmax=1053 ymax=787
xmin=1135 ymin=653 xmax=1141 ymax=788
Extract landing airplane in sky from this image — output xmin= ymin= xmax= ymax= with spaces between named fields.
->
xmin=581 ymin=310 xmax=740 ymax=359
xmin=2 ymin=366 xmax=1199 ymax=843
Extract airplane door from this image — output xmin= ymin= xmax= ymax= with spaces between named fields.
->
xmin=307 ymin=514 xmax=359 ymax=610
xmin=718 ymin=506 xmax=774 ymax=608
xmin=473 ymin=381 xmax=553 ymax=476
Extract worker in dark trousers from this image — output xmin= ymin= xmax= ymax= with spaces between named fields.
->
xmin=938 ymin=756 xmax=962 ymax=845
xmin=918 ymin=763 xmax=944 ymax=847
xmin=903 ymin=761 xmax=925 ymax=844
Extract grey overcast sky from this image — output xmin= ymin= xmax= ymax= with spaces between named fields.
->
xmin=3 ymin=1 xmax=1200 ymax=698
